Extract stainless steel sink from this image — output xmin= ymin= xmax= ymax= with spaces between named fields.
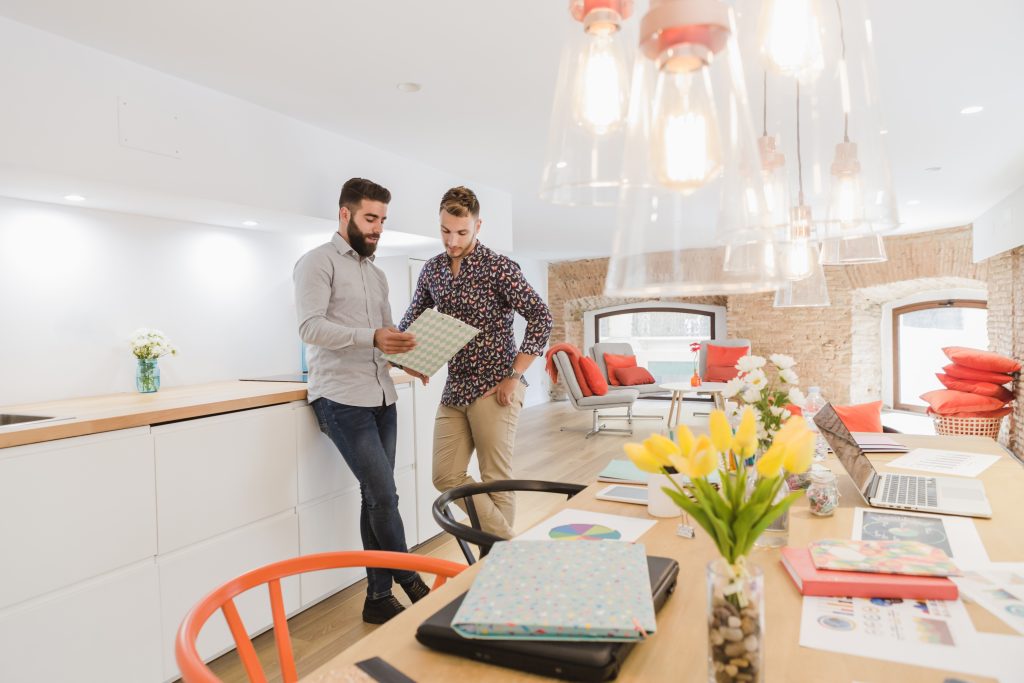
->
xmin=0 ymin=414 xmax=72 ymax=428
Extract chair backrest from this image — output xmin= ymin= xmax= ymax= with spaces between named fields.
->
xmin=432 ymin=480 xmax=586 ymax=564
xmin=698 ymin=338 xmax=752 ymax=377
xmin=590 ymin=342 xmax=635 ymax=383
xmin=554 ymin=351 xmax=584 ymax=404
xmin=175 ymin=551 xmax=467 ymax=683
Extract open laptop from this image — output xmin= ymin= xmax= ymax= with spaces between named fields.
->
xmin=813 ymin=403 xmax=992 ymax=518
xmin=416 ymin=555 xmax=679 ymax=682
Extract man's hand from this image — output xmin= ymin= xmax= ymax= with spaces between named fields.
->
xmin=406 ymin=368 xmax=429 ymax=386
xmin=374 ymin=327 xmax=416 ymax=354
xmin=483 ymin=377 xmax=520 ymax=407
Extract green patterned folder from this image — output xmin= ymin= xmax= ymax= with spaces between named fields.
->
xmin=383 ymin=308 xmax=479 ymax=377
xmin=451 ymin=540 xmax=657 ymax=642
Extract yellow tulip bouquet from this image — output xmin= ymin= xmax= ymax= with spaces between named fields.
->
xmin=624 ymin=408 xmax=815 ymax=569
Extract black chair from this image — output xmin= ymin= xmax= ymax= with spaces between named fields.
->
xmin=432 ymin=479 xmax=586 ymax=564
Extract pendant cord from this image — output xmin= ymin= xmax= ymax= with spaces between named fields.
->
xmin=796 ymin=82 xmax=804 ymax=205
xmin=836 ymin=0 xmax=850 ymax=142
xmin=762 ymin=71 xmax=768 ymax=137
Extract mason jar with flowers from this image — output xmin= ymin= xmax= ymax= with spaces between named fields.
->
xmin=129 ymin=328 xmax=177 ymax=393
xmin=624 ymin=410 xmax=815 ymax=683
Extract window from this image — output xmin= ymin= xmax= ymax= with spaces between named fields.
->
xmin=594 ymin=307 xmax=715 ymax=384
xmin=892 ymin=300 xmax=988 ymax=412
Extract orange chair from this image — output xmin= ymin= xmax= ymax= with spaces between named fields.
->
xmin=175 ymin=550 xmax=467 ymax=683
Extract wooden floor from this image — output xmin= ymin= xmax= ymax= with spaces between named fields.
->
xmin=202 ymin=398 xmax=682 ymax=683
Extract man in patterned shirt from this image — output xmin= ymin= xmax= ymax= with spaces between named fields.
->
xmin=399 ymin=186 xmax=552 ymax=539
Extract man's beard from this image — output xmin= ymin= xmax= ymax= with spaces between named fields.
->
xmin=346 ymin=217 xmax=377 ymax=258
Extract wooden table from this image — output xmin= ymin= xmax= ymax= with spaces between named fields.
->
xmin=661 ymin=381 xmax=730 ymax=428
xmin=303 ymin=435 xmax=1022 ymax=682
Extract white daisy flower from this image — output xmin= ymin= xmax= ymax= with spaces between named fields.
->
xmin=779 ymin=368 xmax=799 ymax=385
xmin=770 ymin=353 xmax=796 ymax=370
xmin=736 ymin=355 xmax=766 ymax=373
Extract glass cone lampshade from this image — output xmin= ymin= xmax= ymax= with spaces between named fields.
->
xmin=605 ymin=0 xmax=787 ymax=297
xmin=540 ymin=0 xmax=635 ymax=207
xmin=819 ymin=232 xmax=887 ymax=265
xmin=774 ymin=259 xmax=830 ymax=307
xmin=737 ymin=0 xmax=899 ymax=241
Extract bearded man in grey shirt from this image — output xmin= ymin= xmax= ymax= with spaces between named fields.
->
xmin=293 ymin=177 xmax=429 ymax=624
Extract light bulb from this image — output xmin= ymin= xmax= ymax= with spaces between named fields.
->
xmin=783 ymin=204 xmax=817 ymax=280
xmin=651 ymin=66 xmax=722 ymax=194
xmin=570 ymin=18 xmax=630 ymax=135
xmin=828 ymin=141 xmax=866 ymax=230
xmin=757 ymin=0 xmax=825 ymax=82
xmin=758 ymin=134 xmax=788 ymax=227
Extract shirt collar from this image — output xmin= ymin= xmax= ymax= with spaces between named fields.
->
xmin=448 ymin=240 xmax=488 ymax=266
xmin=332 ymin=231 xmax=374 ymax=262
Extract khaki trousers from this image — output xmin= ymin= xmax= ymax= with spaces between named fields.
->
xmin=432 ymin=382 xmax=525 ymax=539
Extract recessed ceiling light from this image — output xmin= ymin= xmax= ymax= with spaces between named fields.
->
xmin=396 ymin=82 xmax=422 ymax=93
xmin=242 ymin=220 xmax=259 ymax=227
xmin=925 ymin=166 xmax=942 ymax=172
xmin=906 ymin=200 xmax=921 ymax=206
xmin=555 ymin=161 xmax=568 ymax=169
xmin=960 ymin=105 xmax=983 ymax=115
xmin=878 ymin=129 xmax=888 ymax=135
xmin=64 ymin=194 xmax=86 ymax=201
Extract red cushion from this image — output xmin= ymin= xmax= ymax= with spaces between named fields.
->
xmin=935 ymin=373 xmax=1014 ymax=402
xmin=943 ymin=363 xmax=1013 ymax=385
xmin=566 ymin=353 xmax=592 ymax=397
xmin=928 ymin=407 xmax=1012 ymax=419
xmin=614 ymin=366 xmax=656 ymax=386
xmin=833 ymin=400 xmax=884 ymax=432
xmin=920 ymin=390 xmax=1007 ymax=416
xmin=943 ymin=346 xmax=1021 ymax=374
xmin=578 ymin=357 xmax=608 ymax=396
xmin=784 ymin=403 xmax=804 ymax=416
xmin=704 ymin=365 xmax=739 ymax=382
xmin=603 ymin=353 xmax=637 ymax=387
xmin=706 ymin=344 xmax=749 ymax=369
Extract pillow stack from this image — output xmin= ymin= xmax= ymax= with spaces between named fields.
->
xmin=920 ymin=347 xmax=1020 ymax=419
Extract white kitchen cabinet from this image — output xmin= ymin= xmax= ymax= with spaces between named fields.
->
xmin=296 ymin=487 xmax=364 ymax=607
xmin=395 ymin=383 xmax=415 ymax=471
xmin=0 ymin=426 xmax=156 ymax=609
xmin=158 ymin=511 xmax=300 ymax=681
xmin=295 ymin=403 xmax=357 ymax=504
xmin=413 ymin=367 xmax=445 ymax=543
xmin=154 ymin=403 xmax=297 ymax=553
xmin=0 ymin=560 xmax=162 ymax=683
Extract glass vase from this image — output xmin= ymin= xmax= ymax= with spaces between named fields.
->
xmin=136 ymin=358 xmax=160 ymax=393
xmin=707 ymin=558 xmax=764 ymax=683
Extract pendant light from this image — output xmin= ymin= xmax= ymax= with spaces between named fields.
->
xmin=540 ymin=0 xmax=635 ymax=207
xmin=774 ymin=258 xmax=831 ymax=307
xmin=780 ymin=83 xmax=821 ymax=280
xmin=605 ymin=0 xmax=786 ymax=297
xmin=756 ymin=0 xmax=826 ymax=83
xmin=819 ymin=232 xmax=887 ymax=264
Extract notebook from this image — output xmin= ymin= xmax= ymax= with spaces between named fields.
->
xmin=450 ymin=540 xmax=656 ymax=641
xmin=382 ymin=307 xmax=479 ymax=377
xmin=781 ymin=547 xmax=958 ymax=600
xmin=416 ymin=555 xmax=679 ymax=682
xmin=597 ymin=459 xmax=647 ymax=484
xmin=809 ymin=539 xmax=960 ymax=577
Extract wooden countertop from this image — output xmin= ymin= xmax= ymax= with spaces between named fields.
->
xmin=0 ymin=370 xmax=415 ymax=449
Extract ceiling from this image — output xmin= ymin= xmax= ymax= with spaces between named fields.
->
xmin=0 ymin=0 xmax=1022 ymax=261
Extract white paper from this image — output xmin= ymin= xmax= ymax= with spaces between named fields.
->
xmin=800 ymin=595 xmax=991 ymax=677
xmin=971 ymin=633 xmax=1024 ymax=682
xmin=886 ymin=448 xmax=1001 ymax=478
xmin=851 ymin=507 xmax=990 ymax=570
xmin=952 ymin=563 xmax=1024 ymax=634
xmin=513 ymin=508 xmax=657 ymax=543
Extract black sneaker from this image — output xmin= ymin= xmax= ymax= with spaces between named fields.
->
xmin=362 ymin=595 xmax=405 ymax=624
xmin=401 ymin=576 xmax=430 ymax=603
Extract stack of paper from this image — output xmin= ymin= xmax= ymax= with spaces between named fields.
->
xmin=852 ymin=433 xmax=909 ymax=452
xmin=597 ymin=459 xmax=647 ymax=484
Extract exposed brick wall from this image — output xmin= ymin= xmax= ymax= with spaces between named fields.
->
xmin=548 ymin=226 xmax=1023 ymax=456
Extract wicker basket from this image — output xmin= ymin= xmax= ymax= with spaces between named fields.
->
xmin=932 ymin=414 xmax=1004 ymax=439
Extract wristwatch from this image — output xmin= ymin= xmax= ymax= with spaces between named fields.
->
xmin=507 ymin=369 xmax=523 ymax=381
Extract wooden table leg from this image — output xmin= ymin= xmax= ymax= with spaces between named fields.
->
xmin=667 ymin=391 xmax=679 ymax=428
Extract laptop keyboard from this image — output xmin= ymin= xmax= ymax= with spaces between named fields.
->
xmin=881 ymin=474 xmax=938 ymax=508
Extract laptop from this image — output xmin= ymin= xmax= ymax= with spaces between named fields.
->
xmin=813 ymin=403 xmax=992 ymax=518
xmin=416 ymin=555 xmax=679 ymax=682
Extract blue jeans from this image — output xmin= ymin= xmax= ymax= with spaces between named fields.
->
xmin=312 ymin=398 xmax=416 ymax=599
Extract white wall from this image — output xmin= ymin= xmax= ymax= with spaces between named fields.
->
xmin=514 ymin=257 xmax=551 ymax=408
xmin=0 ymin=197 xmax=316 ymax=405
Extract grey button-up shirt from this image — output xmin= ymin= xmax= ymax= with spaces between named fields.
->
xmin=293 ymin=232 xmax=397 ymax=407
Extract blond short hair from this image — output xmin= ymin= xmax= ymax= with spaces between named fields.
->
xmin=439 ymin=186 xmax=480 ymax=219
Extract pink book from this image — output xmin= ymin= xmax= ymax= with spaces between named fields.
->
xmin=780 ymin=547 xmax=959 ymax=600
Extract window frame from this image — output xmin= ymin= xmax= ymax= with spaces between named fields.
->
xmin=891 ymin=299 xmax=987 ymax=413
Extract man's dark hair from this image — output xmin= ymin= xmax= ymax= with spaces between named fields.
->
xmin=339 ymin=177 xmax=391 ymax=211
xmin=440 ymin=186 xmax=480 ymax=219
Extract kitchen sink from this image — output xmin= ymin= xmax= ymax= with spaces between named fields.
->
xmin=0 ymin=414 xmax=71 ymax=427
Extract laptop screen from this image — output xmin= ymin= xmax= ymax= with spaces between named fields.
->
xmin=813 ymin=403 xmax=878 ymax=500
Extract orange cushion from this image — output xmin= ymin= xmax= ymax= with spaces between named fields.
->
xmin=578 ymin=357 xmax=608 ymax=396
xmin=705 ymin=365 xmax=740 ymax=382
xmin=935 ymin=373 xmax=1014 ymax=402
xmin=706 ymin=344 xmax=749 ymax=369
xmin=919 ymin=389 xmax=1007 ymax=416
xmin=943 ymin=363 xmax=1013 ymax=385
xmin=833 ymin=400 xmax=884 ymax=432
xmin=603 ymin=353 xmax=637 ymax=387
xmin=784 ymin=403 xmax=804 ymax=416
xmin=566 ymin=353 xmax=592 ymax=398
xmin=928 ymin=407 xmax=1012 ymax=419
xmin=943 ymin=346 xmax=1021 ymax=374
xmin=614 ymin=366 xmax=656 ymax=386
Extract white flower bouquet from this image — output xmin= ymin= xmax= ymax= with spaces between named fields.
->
xmin=129 ymin=328 xmax=178 ymax=360
xmin=722 ymin=353 xmax=805 ymax=453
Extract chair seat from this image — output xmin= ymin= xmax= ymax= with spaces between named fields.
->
xmin=575 ymin=389 xmax=639 ymax=407
xmin=609 ymin=383 xmax=665 ymax=397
